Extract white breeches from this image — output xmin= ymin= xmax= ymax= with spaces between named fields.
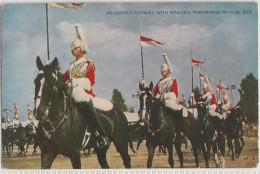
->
xmin=165 ymin=99 xmax=188 ymax=117
xmin=72 ymin=87 xmax=113 ymax=111
xmin=209 ymin=110 xmax=223 ymax=119
xmin=222 ymin=111 xmax=231 ymax=120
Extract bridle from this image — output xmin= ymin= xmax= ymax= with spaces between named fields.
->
xmin=139 ymin=89 xmax=165 ymax=134
xmin=34 ymin=69 xmax=59 ymax=120
xmin=34 ymin=68 xmax=68 ymax=135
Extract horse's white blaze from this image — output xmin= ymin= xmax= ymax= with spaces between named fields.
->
xmin=52 ymin=72 xmax=57 ymax=80
xmin=141 ymin=95 xmax=147 ymax=120
xmin=38 ymin=70 xmax=43 ymax=74
xmin=35 ymin=78 xmax=45 ymax=109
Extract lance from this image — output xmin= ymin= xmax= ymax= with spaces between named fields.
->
xmin=139 ymin=23 xmax=145 ymax=85
xmin=46 ymin=3 xmax=50 ymax=61
xmin=191 ymin=49 xmax=194 ymax=108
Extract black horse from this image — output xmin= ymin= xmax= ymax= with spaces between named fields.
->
xmin=140 ymin=82 xmax=205 ymax=168
xmin=197 ymin=98 xmax=226 ymax=168
xmin=127 ymin=122 xmax=146 ymax=155
xmin=13 ymin=125 xmax=27 ymax=157
xmin=33 ymin=56 xmax=130 ymax=169
xmin=24 ymin=123 xmax=39 ymax=155
xmin=2 ymin=127 xmax=12 ymax=157
xmin=139 ymin=82 xmax=185 ymax=168
xmin=2 ymin=125 xmax=15 ymax=156
xmin=225 ymin=104 xmax=245 ymax=160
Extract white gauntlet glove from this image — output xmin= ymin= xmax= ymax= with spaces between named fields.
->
xmin=70 ymin=78 xmax=91 ymax=91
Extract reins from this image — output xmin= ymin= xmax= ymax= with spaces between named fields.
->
xmin=35 ymin=69 xmax=69 ymax=136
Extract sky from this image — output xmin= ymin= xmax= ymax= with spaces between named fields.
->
xmin=1 ymin=2 xmax=258 ymax=122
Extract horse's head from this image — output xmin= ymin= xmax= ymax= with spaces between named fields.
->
xmin=33 ymin=56 xmax=63 ymax=120
xmin=25 ymin=123 xmax=36 ymax=135
xmin=196 ymin=96 xmax=209 ymax=121
xmin=149 ymin=95 xmax=165 ymax=131
xmin=232 ymin=105 xmax=245 ymax=123
xmin=138 ymin=81 xmax=154 ymax=121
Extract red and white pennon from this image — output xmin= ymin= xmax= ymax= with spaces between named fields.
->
xmin=140 ymin=35 xmax=165 ymax=47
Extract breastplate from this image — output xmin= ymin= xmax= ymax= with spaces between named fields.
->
xmin=70 ymin=61 xmax=88 ymax=79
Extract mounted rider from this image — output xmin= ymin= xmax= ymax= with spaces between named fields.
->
xmin=26 ymin=115 xmax=34 ymax=125
xmin=12 ymin=115 xmax=20 ymax=132
xmin=63 ymin=24 xmax=109 ymax=149
xmin=201 ymin=78 xmax=224 ymax=135
xmin=152 ymin=53 xmax=188 ymax=133
xmin=221 ymin=94 xmax=232 ymax=120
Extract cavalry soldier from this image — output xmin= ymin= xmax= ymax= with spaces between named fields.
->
xmin=27 ymin=115 xmax=34 ymax=125
xmin=152 ymin=53 xmax=188 ymax=133
xmin=12 ymin=114 xmax=20 ymax=131
xmin=221 ymin=94 xmax=232 ymax=120
xmin=63 ymin=24 xmax=109 ymax=149
xmin=201 ymin=80 xmax=224 ymax=136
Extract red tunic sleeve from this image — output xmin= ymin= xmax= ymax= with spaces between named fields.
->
xmin=86 ymin=63 xmax=95 ymax=86
xmin=171 ymin=79 xmax=178 ymax=98
xmin=63 ymin=70 xmax=70 ymax=82
xmin=152 ymin=81 xmax=159 ymax=95
xmin=211 ymin=94 xmax=217 ymax=106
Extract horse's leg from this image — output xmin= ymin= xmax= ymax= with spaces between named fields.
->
xmin=129 ymin=141 xmax=136 ymax=155
xmin=168 ymin=145 xmax=175 ymax=168
xmin=2 ymin=144 xmax=5 ymax=155
xmin=212 ymin=142 xmax=219 ymax=168
xmin=239 ymin=136 xmax=245 ymax=155
xmin=96 ymin=148 xmax=110 ymax=169
xmin=69 ymin=153 xmax=81 ymax=169
xmin=174 ymin=142 xmax=183 ymax=168
xmin=200 ymin=143 xmax=208 ymax=167
xmin=26 ymin=138 xmax=31 ymax=153
xmin=113 ymin=141 xmax=131 ymax=168
xmin=147 ymin=145 xmax=156 ymax=168
xmin=191 ymin=142 xmax=199 ymax=168
xmin=234 ymin=138 xmax=240 ymax=158
xmin=205 ymin=142 xmax=212 ymax=168
xmin=227 ymin=137 xmax=234 ymax=160
xmin=33 ymin=142 xmax=38 ymax=155
xmin=218 ymin=134 xmax=225 ymax=168
xmin=41 ymin=152 xmax=57 ymax=169
xmin=136 ymin=140 xmax=142 ymax=151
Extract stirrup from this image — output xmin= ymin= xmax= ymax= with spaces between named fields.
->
xmin=97 ymin=136 xmax=109 ymax=149
xmin=81 ymin=131 xmax=91 ymax=150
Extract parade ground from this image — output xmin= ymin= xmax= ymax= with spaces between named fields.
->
xmin=2 ymin=137 xmax=258 ymax=169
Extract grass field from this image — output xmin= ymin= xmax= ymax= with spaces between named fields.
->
xmin=2 ymin=137 xmax=258 ymax=169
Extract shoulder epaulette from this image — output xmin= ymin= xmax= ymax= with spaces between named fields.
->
xmin=86 ymin=57 xmax=94 ymax=63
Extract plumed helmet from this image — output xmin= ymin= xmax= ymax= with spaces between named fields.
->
xmin=223 ymin=95 xmax=228 ymax=100
xmin=161 ymin=63 xmax=169 ymax=71
xmin=15 ymin=115 xmax=19 ymax=119
xmin=202 ymin=82 xmax=208 ymax=89
xmin=161 ymin=53 xmax=173 ymax=72
xmin=28 ymin=115 xmax=32 ymax=120
xmin=71 ymin=24 xmax=89 ymax=54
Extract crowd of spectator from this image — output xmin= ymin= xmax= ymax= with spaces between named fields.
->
xmin=243 ymin=123 xmax=258 ymax=138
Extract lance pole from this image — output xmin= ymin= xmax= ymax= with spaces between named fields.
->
xmin=46 ymin=3 xmax=50 ymax=61
xmin=140 ymin=23 xmax=145 ymax=83
xmin=199 ymin=74 xmax=201 ymax=92
xmin=191 ymin=49 xmax=194 ymax=105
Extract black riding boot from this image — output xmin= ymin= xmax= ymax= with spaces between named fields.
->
xmin=77 ymin=100 xmax=109 ymax=149
xmin=166 ymin=108 xmax=183 ymax=138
